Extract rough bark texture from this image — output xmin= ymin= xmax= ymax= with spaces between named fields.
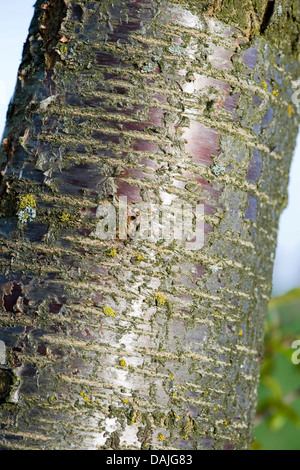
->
xmin=0 ymin=0 xmax=299 ymax=450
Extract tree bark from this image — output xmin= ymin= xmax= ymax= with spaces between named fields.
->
xmin=0 ymin=0 xmax=299 ymax=450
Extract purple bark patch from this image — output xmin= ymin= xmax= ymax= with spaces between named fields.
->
xmin=3 ymin=282 xmax=23 ymax=313
xmin=245 ymin=194 xmax=258 ymax=221
xmin=247 ymin=150 xmax=262 ymax=183
xmin=242 ymin=48 xmax=258 ymax=69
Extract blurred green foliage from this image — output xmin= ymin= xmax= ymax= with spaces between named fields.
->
xmin=253 ymin=289 xmax=300 ymax=450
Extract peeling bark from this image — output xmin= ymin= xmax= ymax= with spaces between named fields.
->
xmin=0 ymin=0 xmax=299 ymax=450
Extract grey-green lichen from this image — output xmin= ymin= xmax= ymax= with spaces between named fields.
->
xmin=141 ymin=62 xmax=155 ymax=74
xmin=168 ymin=45 xmax=185 ymax=56
xmin=211 ymin=164 xmax=226 ymax=177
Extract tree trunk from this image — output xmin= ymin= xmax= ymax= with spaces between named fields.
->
xmin=0 ymin=0 xmax=299 ymax=450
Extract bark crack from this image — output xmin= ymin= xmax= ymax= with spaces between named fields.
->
xmin=39 ymin=0 xmax=68 ymax=70
xmin=259 ymin=0 xmax=276 ymax=34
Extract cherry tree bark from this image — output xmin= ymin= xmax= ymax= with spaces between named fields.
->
xmin=0 ymin=0 xmax=299 ymax=450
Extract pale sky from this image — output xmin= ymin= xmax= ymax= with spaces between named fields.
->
xmin=0 ymin=1 xmax=299 ymax=296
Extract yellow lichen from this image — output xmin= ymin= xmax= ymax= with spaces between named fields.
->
xmin=19 ymin=194 xmax=36 ymax=209
xmin=80 ymin=391 xmax=91 ymax=403
xmin=59 ymin=44 xmax=68 ymax=54
xmin=155 ymin=294 xmax=166 ymax=306
xmin=157 ymin=434 xmax=165 ymax=441
xmin=60 ymin=212 xmax=70 ymax=222
xmin=103 ymin=306 xmax=115 ymax=318
xmin=107 ymin=249 xmax=117 ymax=257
